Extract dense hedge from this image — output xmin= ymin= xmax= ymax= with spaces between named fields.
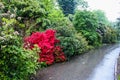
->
xmin=73 ymin=10 xmax=102 ymax=47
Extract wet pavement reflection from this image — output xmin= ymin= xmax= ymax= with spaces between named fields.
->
xmin=32 ymin=44 xmax=120 ymax=80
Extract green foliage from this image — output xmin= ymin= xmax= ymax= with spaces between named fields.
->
xmin=81 ymin=30 xmax=102 ymax=46
xmin=73 ymin=10 xmax=102 ymax=46
xmin=47 ymin=8 xmax=89 ymax=59
xmin=49 ymin=17 xmax=89 ymax=59
xmin=57 ymin=28 xmax=89 ymax=59
xmin=93 ymin=10 xmax=110 ymax=40
xmin=103 ymin=26 xmax=117 ymax=43
xmin=93 ymin=10 xmax=109 ymax=25
xmin=1 ymin=18 xmax=25 ymax=36
xmin=116 ymin=20 xmax=120 ymax=40
xmin=57 ymin=0 xmax=88 ymax=16
xmin=76 ymin=0 xmax=88 ymax=9
xmin=58 ymin=0 xmax=76 ymax=16
xmin=2 ymin=0 xmax=46 ymax=19
xmin=58 ymin=35 xmax=88 ymax=59
xmin=0 ymin=0 xmax=118 ymax=72
xmin=47 ymin=9 xmax=65 ymax=28
xmin=1 ymin=0 xmax=52 ymax=36
xmin=0 ymin=19 xmax=39 ymax=80
xmin=93 ymin=10 xmax=118 ymax=43
xmin=73 ymin=10 xmax=98 ymax=32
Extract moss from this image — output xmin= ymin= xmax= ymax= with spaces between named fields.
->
xmin=118 ymin=75 xmax=120 ymax=80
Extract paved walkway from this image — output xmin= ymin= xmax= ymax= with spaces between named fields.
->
xmin=31 ymin=44 xmax=120 ymax=80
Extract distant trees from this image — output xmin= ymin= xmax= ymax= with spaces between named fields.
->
xmin=57 ymin=0 xmax=75 ymax=16
xmin=57 ymin=0 xmax=88 ymax=16
xmin=93 ymin=10 xmax=109 ymax=42
xmin=116 ymin=18 xmax=120 ymax=39
xmin=93 ymin=10 xmax=117 ymax=43
xmin=93 ymin=10 xmax=109 ymax=25
xmin=73 ymin=10 xmax=117 ymax=46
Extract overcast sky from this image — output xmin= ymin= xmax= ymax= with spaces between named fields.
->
xmin=86 ymin=0 xmax=120 ymax=22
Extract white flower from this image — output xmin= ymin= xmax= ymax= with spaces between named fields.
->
xmin=0 ymin=2 xmax=4 ymax=9
xmin=10 ymin=14 xmax=16 ymax=18
xmin=14 ymin=31 xmax=19 ymax=35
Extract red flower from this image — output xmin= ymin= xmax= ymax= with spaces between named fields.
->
xmin=24 ymin=29 xmax=66 ymax=65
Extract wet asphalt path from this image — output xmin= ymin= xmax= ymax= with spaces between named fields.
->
xmin=31 ymin=44 xmax=120 ymax=80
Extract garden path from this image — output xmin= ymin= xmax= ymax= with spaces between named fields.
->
xmin=31 ymin=44 xmax=120 ymax=80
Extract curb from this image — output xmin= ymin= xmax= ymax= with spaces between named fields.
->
xmin=115 ymin=57 xmax=118 ymax=80
xmin=115 ymin=55 xmax=120 ymax=80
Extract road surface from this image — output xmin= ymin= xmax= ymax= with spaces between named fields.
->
xmin=31 ymin=44 xmax=120 ymax=80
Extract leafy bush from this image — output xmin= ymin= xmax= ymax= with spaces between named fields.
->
xmin=57 ymin=31 xmax=89 ymax=59
xmin=1 ymin=0 xmax=51 ymax=36
xmin=81 ymin=30 xmax=102 ymax=47
xmin=0 ymin=20 xmax=39 ymax=80
xmin=47 ymin=9 xmax=89 ymax=59
xmin=73 ymin=10 xmax=98 ymax=32
xmin=24 ymin=29 xmax=66 ymax=65
xmin=103 ymin=26 xmax=117 ymax=43
xmin=47 ymin=9 xmax=67 ymax=29
xmin=49 ymin=17 xmax=89 ymax=59
xmin=73 ymin=10 xmax=102 ymax=47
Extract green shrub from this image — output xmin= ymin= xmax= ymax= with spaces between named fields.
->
xmin=47 ymin=8 xmax=89 ymax=59
xmin=81 ymin=30 xmax=102 ymax=46
xmin=47 ymin=9 xmax=66 ymax=28
xmin=49 ymin=17 xmax=89 ymax=59
xmin=103 ymin=26 xmax=117 ymax=43
xmin=1 ymin=0 xmax=51 ymax=36
xmin=73 ymin=10 xmax=102 ymax=47
xmin=57 ymin=33 xmax=88 ymax=59
xmin=0 ymin=19 xmax=39 ymax=80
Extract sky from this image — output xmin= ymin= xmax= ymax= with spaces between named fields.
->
xmin=85 ymin=0 xmax=120 ymax=22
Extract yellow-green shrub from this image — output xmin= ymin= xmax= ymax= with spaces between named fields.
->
xmin=0 ymin=19 xmax=39 ymax=80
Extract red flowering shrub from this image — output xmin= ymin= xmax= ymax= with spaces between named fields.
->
xmin=24 ymin=29 xmax=66 ymax=65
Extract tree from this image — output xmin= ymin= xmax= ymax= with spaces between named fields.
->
xmin=57 ymin=0 xmax=75 ymax=16
xmin=73 ymin=10 xmax=99 ymax=32
xmin=73 ymin=10 xmax=101 ymax=46
xmin=57 ymin=0 xmax=88 ymax=16
xmin=93 ymin=10 xmax=109 ymax=25
xmin=93 ymin=10 xmax=109 ymax=38
xmin=116 ymin=18 xmax=120 ymax=39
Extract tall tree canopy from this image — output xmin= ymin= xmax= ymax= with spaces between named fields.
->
xmin=57 ymin=0 xmax=75 ymax=16
xmin=57 ymin=0 xmax=88 ymax=16
xmin=73 ymin=10 xmax=101 ymax=46
xmin=93 ymin=10 xmax=109 ymax=25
